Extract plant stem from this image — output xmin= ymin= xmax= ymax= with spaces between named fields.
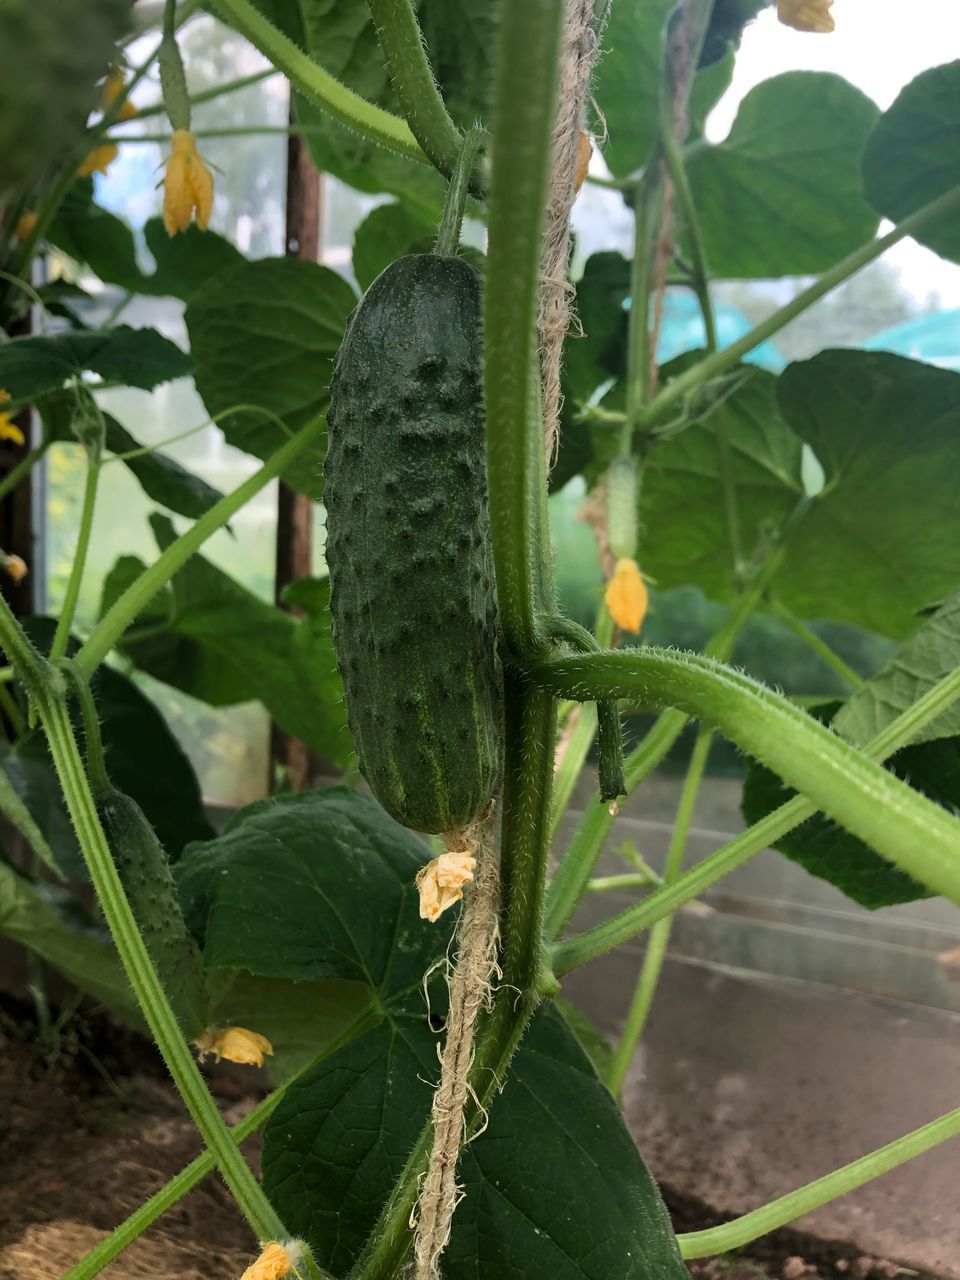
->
xmin=530 ymin=646 xmax=960 ymax=906
xmin=551 ymin=701 xmax=598 ymax=839
xmin=484 ymin=0 xmax=565 ymax=656
xmin=50 ymin=451 xmax=101 ymax=663
xmin=552 ymin=661 xmax=960 ymax=973
xmin=131 ymin=68 xmax=278 ymax=120
xmin=587 ymin=871 xmax=661 ymax=892
xmin=678 ymin=1104 xmax=960 ymax=1259
xmin=62 ymin=1004 xmax=380 ymax=1280
xmin=31 ymin=691 xmax=287 ymax=1244
xmin=605 ymin=726 xmax=712 ymax=1097
xmin=434 ymin=126 xmax=484 ymax=256
xmin=367 ymin=0 xmax=467 ymax=182
xmin=75 ymin=418 xmax=322 ymax=678
xmin=210 ymin=0 xmax=425 ymax=166
xmin=636 ymin=185 xmax=960 ymax=433
xmin=771 ymin=598 xmax=865 ymax=690
xmin=56 ymin=659 xmax=111 ymax=795
xmin=624 ymin=179 xmax=656 ymax=432
xmin=0 ymin=438 xmax=48 ymax=505
xmin=0 ymin=680 xmax=26 ymax=739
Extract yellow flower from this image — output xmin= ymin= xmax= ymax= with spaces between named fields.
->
xmin=14 ymin=210 xmax=37 ymax=242
xmin=163 ymin=129 xmax=214 ymax=236
xmin=0 ymin=390 xmax=24 ymax=447
xmin=77 ymin=142 xmax=119 ymax=178
xmin=240 ymin=1241 xmax=302 ymax=1280
xmin=101 ymin=67 xmax=138 ymax=122
xmin=416 ymin=850 xmax=476 ymax=923
xmin=194 ymin=1025 xmax=274 ymax=1067
xmin=776 ymin=0 xmax=835 ymax=32
xmin=2 ymin=554 xmax=28 ymax=584
xmin=604 ymin=558 xmax=649 ymax=634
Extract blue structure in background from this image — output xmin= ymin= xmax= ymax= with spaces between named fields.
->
xmin=655 ymin=291 xmax=786 ymax=372
xmin=864 ymin=308 xmax=960 ymax=372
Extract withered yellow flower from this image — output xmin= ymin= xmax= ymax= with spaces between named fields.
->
xmin=575 ymin=131 xmax=592 ymax=194
xmin=240 ymin=1241 xmax=301 ymax=1280
xmin=163 ymin=129 xmax=214 ymax=236
xmin=776 ymin=0 xmax=835 ymax=32
xmin=417 ymin=850 xmax=476 ymax=923
xmin=2 ymin=555 xmax=28 ymax=585
xmin=101 ymin=67 xmax=138 ymax=122
xmin=0 ymin=390 xmax=24 ymax=447
xmin=77 ymin=142 xmax=119 ymax=178
xmin=604 ymin=557 xmax=649 ymax=634
xmin=14 ymin=210 xmax=37 ymax=242
xmin=194 ymin=1025 xmax=274 ymax=1067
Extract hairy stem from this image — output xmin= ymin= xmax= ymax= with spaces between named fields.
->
xmin=552 ymin=662 xmax=960 ymax=972
xmin=367 ymin=0 xmax=468 ymax=182
xmin=75 ymin=418 xmax=322 ymax=678
xmin=211 ymin=0 xmax=425 ymax=165
xmin=605 ymin=725 xmax=712 ymax=1096
xmin=679 ymin=1104 xmax=960 ymax=1259
xmin=50 ymin=451 xmax=101 ymax=662
xmin=637 ymin=185 xmax=960 ymax=434
xmin=434 ymin=126 xmax=484 ymax=257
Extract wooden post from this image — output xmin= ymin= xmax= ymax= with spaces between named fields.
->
xmin=270 ymin=118 xmax=323 ymax=791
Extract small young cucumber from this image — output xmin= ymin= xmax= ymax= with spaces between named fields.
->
xmin=325 ymin=254 xmax=502 ymax=834
xmin=97 ymin=788 xmax=209 ymax=1040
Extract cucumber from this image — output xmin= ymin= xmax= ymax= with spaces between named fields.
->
xmin=97 ymin=788 xmax=209 ymax=1039
xmin=324 ymin=254 xmax=502 ymax=834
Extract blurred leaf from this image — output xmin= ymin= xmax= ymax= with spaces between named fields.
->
xmin=352 ymin=202 xmax=436 ymax=291
xmin=185 ymin=256 xmax=356 ymax=501
xmin=141 ymin=217 xmax=246 ymax=299
xmin=774 ymin=351 xmax=960 ymax=638
xmin=554 ymin=995 xmax=614 ymax=1078
xmin=104 ymin=414 xmax=225 ymax=520
xmin=742 ymin=701 xmax=952 ymax=908
xmin=23 ymin=617 xmax=214 ymax=860
xmin=593 ymin=0 xmax=673 ymax=179
xmin=0 ymin=860 xmax=141 ymax=1022
xmin=834 ymin=591 xmax=960 ymax=747
xmin=639 ymin=360 xmax=804 ymax=600
xmin=0 ymin=763 xmax=62 ymax=877
xmin=115 ymin=516 xmax=350 ymax=764
xmin=0 ymin=736 xmax=83 ymax=879
xmin=0 ymin=326 xmax=190 ymax=401
xmin=47 ymin=182 xmax=145 ymax=291
xmin=566 ymin=251 xmax=630 ymax=404
xmin=0 ymin=0 xmax=131 ymax=199
xmin=687 ymin=73 xmax=880 ymax=278
xmin=264 ymin=1002 xmax=687 ymax=1279
xmin=698 ymin=0 xmax=766 ymax=68
xmin=862 ymin=60 xmax=960 ymax=265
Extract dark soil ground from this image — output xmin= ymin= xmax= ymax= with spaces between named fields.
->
xmin=0 ymin=999 xmax=944 ymax=1280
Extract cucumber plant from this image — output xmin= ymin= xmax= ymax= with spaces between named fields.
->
xmin=1 ymin=2 xmax=960 ymax=1279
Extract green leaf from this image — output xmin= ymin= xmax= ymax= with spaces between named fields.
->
xmin=114 ymin=515 xmax=351 ymax=764
xmin=639 ymin=361 xmax=804 ymax=601
xmin=185 ymin=256 xmax=357 ymax=501
xmin=698 ymin=0 xmax=767 ymax=69
xmin=140 ymin=217 xmax=247 ymax=300
xmin=774 ymin=351 xmax=960 ymax=638
xmin=593 ymin=0 xmax=673 ymax=178
xmin=48 ymin=182 xmax=146 ymax=292
xmin=834 ymin=591 xmax=960 ymax=747
xmin=23 ymin=616 xmax=215 ymax=861
xmin=263 ymin=1003 xmax=687 ymax=1278
xmin=554 ymin=995 xmax=614 ymax=1079
xmin=741 ymin=701 xmax=952 ymax=908
xmin=104 ymin=414 xmax=225 ymax=520
xmin=176 ymin=787 xmax=438 ymax=997
xmin=0 ymin=327 xmax=190 ymax=401
xmin=565 ymin=251 xmax=630 ymax=405
xmin=862 ymin=60 xmax=960 ymax=265
xmin=687 ymin=73 xmax=881 ymax=278
xmin=0 ymin=736 xmax=83 ymax=879
xmin=352 ymin=202 xmax=436 ymax=291
xmin=0 ymin=859 xmax=142 ymax=1023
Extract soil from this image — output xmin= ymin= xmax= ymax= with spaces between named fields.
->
xmin=0 ymin=999 xmax=945 ymax=1280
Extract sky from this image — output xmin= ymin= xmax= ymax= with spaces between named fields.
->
xmin=707 ymin=0 xmax=960 ymax=304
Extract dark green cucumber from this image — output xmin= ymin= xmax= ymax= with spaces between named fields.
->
xmin=325 ymin=254 xmax=502 ymax=834
xmin=97 ymin=788 xmax=209 ymax=1039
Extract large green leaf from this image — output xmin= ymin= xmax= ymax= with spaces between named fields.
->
xmin=141 ymin=217 xmax=247 ymax=300
xmin=264 ymin=1003 xmax=686 ymax=1278
xmin=593 ymin=0 xmax=673 ymax=179
xmin=185 ymin=256 xmax=356 ymax=501
xmin=687 ymin=72 xmax=881 ymax=278
xmin=112 ymin=516 xmax=350 ymax=764
xmin=774 ymin=351 xmax=960 ymax=638
xmin=104 ymin=415 xmax=225 ymax=520
xmin=834 ymin=591 xmax=960 ymax=748
xmin=352 ymin=202 xmax=436 ymax=290
xmin=0 ymin=326 xmax=190 ymax=400
xmin=639 ymin=361 xmax=804 ymax=601
xmin=862 ymin=60 xmax=960 ymax=265
xmin=741 ymin=701 xmax=954 ymax=908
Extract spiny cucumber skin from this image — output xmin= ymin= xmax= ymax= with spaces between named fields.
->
xmin=325 ymin=254 xmax=501 ymax=834
xmin=98 ymin=789 xmax=209 ymax=1040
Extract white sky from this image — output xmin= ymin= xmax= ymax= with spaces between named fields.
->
xmin=707 ymin=0 xmax=960 ymax=304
